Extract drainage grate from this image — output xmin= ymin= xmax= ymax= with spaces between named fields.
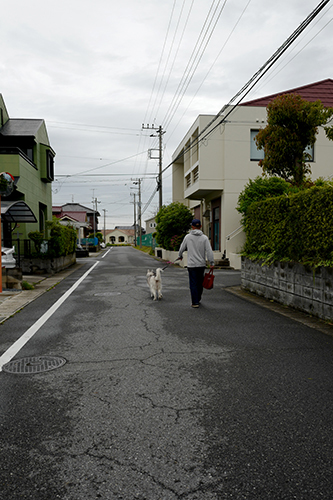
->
xmin=2 ymin=356 xmax=67 ymax=374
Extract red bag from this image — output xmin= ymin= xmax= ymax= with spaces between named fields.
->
xmin=203 ymin=269 xmax=214 ymax=290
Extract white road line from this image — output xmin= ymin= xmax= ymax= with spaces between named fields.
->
xmin=101 ymin=248 xmax=111 ymax=258
xmin=0 ymin=261 xmax=100 ymax=372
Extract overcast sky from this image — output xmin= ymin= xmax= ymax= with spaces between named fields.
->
xmin=1 ymin=0 xmax=332 ymax=228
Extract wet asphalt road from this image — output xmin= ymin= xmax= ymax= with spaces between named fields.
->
xmin=0 ymin=246 xmax=332 ymax=499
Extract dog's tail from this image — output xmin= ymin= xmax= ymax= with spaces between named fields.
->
xmin=155 ymin=268 xmax=163 ymax=281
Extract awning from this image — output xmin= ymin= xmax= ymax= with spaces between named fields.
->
xmin=1 ymin=200 xmax=37 ymax=223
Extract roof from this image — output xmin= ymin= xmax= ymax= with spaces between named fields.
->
xmin=240 ymin=79 xmax=333 ymax=108
xmin=107 ymin=228 xmax=135 ymax=236
xmin=58 ymin=211 xmax=87 ymax=223
xmin=0 ymin=118 xmax=45 ymax=136
xmin=56 ymin=203 xmax=100 ymax=216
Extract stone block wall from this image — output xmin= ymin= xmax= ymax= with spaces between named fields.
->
xmin=241 ymin=257 xmax=333 ymax=322
xmin=21 ymin=253 xmax=76 ymax=275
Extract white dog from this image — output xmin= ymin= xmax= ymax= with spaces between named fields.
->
xmin=146 ymin=268 xmax=163 ymax=300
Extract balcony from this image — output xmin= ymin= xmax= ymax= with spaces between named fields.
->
xmin=184 ymin=163 xmax=224 ymax=199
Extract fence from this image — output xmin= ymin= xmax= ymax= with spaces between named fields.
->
xmin=136 ymin=233 xmax=156 ymax=249
xmin=12 ymin=239 xmax=48 ymax=267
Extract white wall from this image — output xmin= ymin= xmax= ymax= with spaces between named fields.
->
xmin=172 ymin=105 xmax=333 ymax=269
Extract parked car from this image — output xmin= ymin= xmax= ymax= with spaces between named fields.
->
xmin=1 ymin=247 xmax=16 ymax=268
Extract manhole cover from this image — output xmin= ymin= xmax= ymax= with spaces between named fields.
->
xmin=94 ymin=292 xmax=121 ymax=296
xmin=2 ymin=356 xmax=67 ymax=374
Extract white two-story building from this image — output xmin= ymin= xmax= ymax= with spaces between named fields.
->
xmin=172 ymin=79 xmax=333 ymax=269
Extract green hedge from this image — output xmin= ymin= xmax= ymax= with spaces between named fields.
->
xmin=47 ymin=219 xmax=77 ymax=257
xmin=243 ymin=185 xmax=333 ymax=265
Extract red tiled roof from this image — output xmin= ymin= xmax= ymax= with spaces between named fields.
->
xmin=60 ymin=211 xmax=87 ymax=223
xmin=240 ymin=79 xmax=333 ymax=107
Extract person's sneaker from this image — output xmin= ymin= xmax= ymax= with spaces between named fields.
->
xmin=191 ymin=304 xmax=199 ymax=308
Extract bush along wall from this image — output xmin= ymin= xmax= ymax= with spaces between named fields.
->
xmin=47 ymin=220 xmax=77 ymax=258
xmin=243 ymin=185 xmax=333 ymax=267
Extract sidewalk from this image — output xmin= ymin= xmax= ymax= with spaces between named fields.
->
xmin=0 ymin=262 xmax=83 ymax=324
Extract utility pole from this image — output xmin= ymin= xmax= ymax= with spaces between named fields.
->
xmin=142 ymin=123 xmax=165 ymax=210
xmin=103 ymin=209 xmax=107 ymax=244
xmin=132 ymin=179 xmax=142 ymax=248
xmin=131 ymin=192 xmax=137 ymax=245
xmin=92 ymin=195 xmax=100 ymax=243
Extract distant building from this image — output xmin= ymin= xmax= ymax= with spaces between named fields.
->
xmin=145 ymin=217 xmax=157 ymax=234
xmin=52 ymin=203 xmax=100 ymax=242
xmin=105 ymin=228 xmax=135 ymax=245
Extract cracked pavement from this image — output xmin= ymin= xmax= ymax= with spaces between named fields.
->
xmin=0 ymin=246 xmax=333 ymax=499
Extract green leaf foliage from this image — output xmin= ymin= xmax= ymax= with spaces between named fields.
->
xmin=46 ymin=218 xmax=77 ymax=257
xmin=237 ymin=176 xmax=291 ymax=223
xmin=255 ymin=94 xmax=333 ymax=185
xmin=28 ymin=231 xmax=44 ymax=253
xmin=243 ymin=185 xmax=333 ymax=266
xmin=155 ymin=202 xmax=193 ymax=251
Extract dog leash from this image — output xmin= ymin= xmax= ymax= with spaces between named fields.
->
xmin=161 ymin=257 xmax=180 ymax=271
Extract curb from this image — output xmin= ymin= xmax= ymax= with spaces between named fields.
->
xmin=0 ymin=263 xmax=84 ymax=324
xmin=226 ymin=286 xmax=333 ymax=337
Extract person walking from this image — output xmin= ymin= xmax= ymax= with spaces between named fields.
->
xmin=178 ymin=219 xmax=215 ymax=308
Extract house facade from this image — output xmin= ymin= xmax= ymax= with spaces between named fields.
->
xmin=105 ymin=228 xmax=135 ymax=245
xmin=0 ymin=94 xmax=55 ymax=245
xmin=172 ymin=79 xmax=333 ymax=269
xmin=145 ymin=216 xmax=157 ymax=234
xmin=52 ymin=203 xmax=99 ymax=243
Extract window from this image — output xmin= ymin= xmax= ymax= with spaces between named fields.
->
xmin=185 ymin=173 xmax=191 ymax=188
xmin=250 ymin=130 xmax=265 ymax=161
xmin=251 ymin=129 xmax=314 ymax=162
xmin=193 ymin=165 xmax=199 ymax=183
xmin=46 ymin=150 xmax=55 ymax=180
xmin=304 ymin=144 xmax=314 ymax=162
xmin=39 ymin=203 xmax=47 ymax=233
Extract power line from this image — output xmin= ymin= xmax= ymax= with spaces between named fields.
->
xmin=56 ymin=150 xmax=148 ymax=177
xmin=167 ymin=0 xmax=253 ymax=143
xmin=162 ymin=0 xmax=332 ymax=175
xmin=163 ymin=0 xmax=228 ymax=129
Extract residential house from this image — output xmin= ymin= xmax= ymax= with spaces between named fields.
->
xmin=172 ymin=79 xmax=333 ymax=269
xmin=105 ymin=228 xmax=135 ymax=245
xmin=52 ymin=203 xmax=100 ymax=243
xmin=145 ymin=217 xmax=157 ymax=234
xmin=0 ymin=94 xmax=55 ymax=247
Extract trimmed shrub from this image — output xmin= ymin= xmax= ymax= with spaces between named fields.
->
xmin=243 ymin=185 xmax=333 ymax=266
xmin=237 ymin=176 xmax=291 ymax=223
xmin=46 ymin=219 xmax=77 ymax=257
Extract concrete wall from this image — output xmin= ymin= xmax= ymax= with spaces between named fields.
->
xmin=241 ymin=257 xmax=333 ymax=321
xmin=21 ymin=253 xmax=76 ymax=275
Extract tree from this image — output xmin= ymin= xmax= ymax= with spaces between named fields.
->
xmin=255 ymin=94 xmax=333 ymax=185
xmin=237 ymin=176 xmax=290 ymax=223
xmin=155 ymin=202 xmax=193 ymax=250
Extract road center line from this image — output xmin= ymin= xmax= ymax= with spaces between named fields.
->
xmin=0 ymin=261 xmax=100 ymax=372
xmin=101 ymin=248 xmax=111 ymax=258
